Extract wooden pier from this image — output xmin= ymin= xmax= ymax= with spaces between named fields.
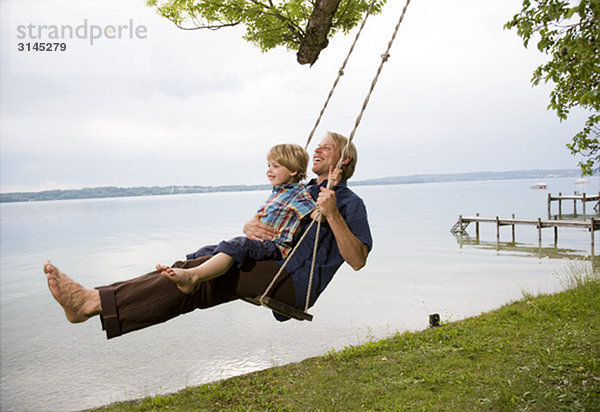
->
xmin=451 ymin=214 xmax=599 ymax=257
xmin=548 ymin=192 xmax=600 ymax=217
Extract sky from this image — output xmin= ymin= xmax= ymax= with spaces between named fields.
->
xmin=0 ymin=0 xmax=591 ymax=193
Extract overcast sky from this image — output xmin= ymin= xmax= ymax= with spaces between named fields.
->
xmin=0 ymin=0 xmax=591 ymax=193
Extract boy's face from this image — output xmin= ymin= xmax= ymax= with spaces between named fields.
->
xmin=312 ymin=135 xmax=341 ymax=178
xmin=266 ymin=159 xmax=297 ymax=186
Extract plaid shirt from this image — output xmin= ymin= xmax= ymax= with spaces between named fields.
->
xmin=257 ymin=183 xmax=317 ymax=257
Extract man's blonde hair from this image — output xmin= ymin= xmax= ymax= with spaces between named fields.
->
xmin=267 ymin=143 xmax=310 ymax=183
xmin=327 ymin=131 xmax=358 ymax=181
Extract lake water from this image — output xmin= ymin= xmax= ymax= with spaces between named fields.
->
xmin=1 ymin=177 xmax=598 ymax=411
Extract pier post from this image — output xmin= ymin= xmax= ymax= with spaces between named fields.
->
xmin=591 ymin=218 xmax=595 ymax=259
xmin=429 ymin=313 xmax=440 ymax=328
xmin=583 ymin=193 xmax=587 ymax=218
xmin=554 ymin=216 xmax=558 ymax=246
xmin=475 ymin=213 xmax=480 ymax=240
xmin=537 ymin=217 xmax=543 ymax=257
xmin=458 ymin=215 xmax=464 ymax=248
xmin=496 ymin=216 xmax=500 ymax=244
xmin=511 ymin=213 xmax=516 ymax=243
xmin=574 ymin=191 xmax=577 ymax=216
xmin=547 ymin=193 xmax=551 ymax=218
xmin=558 ymin=192 xmax=562 ymax=217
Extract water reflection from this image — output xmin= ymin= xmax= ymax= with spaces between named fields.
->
xmin=453 ymin=234 xmax=599 ymax=272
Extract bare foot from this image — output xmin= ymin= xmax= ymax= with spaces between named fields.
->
xmin=156 ymin=264 xmax=197 ymax=294
xmin=43 ymin=260 xmax=101 ymax=323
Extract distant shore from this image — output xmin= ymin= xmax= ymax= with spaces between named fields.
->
xmin=0 ymin=168 xmax=587 ymax=203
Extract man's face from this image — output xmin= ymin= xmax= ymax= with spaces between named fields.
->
xmin=312 ymin=135 xmax=341 ymax=177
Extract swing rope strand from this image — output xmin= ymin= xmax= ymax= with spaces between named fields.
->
xmin=259 ymin=0 xmax=412 ymax=316
xmin=304 ymin=0 xmax=378 ymax=151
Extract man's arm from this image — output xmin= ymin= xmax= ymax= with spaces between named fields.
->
xmin=317 ymin=187 xmax=369 ymax=271
xmin=243 ymin=212 xmax=278 ymax=241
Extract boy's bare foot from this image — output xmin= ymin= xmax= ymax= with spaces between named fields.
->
xmin=43 ymin=260 xmax=101 ymax=323
xmin=156 ymin=264 xmax=197 ymax=294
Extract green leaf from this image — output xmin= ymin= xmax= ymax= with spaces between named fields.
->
xmin=505 ymin=0 xmax=600 ymax=174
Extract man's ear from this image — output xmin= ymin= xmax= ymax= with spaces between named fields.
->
xmin=291 ymin=171 xmax=298 ymax=176
xmin=341 ymin=158 xmax=351 ymax=166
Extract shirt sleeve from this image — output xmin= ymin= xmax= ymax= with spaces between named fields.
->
xmin=340 ymin=193 xmax=373 ymax=252
xmin=290 ymin=188 xmax=317 ymax=219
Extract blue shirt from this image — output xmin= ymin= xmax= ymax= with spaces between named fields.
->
xmin=276 ymin=179 xmax=373 ymax=319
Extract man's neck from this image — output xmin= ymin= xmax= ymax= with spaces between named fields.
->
xmin=316 ymin=175 xmax=327 ymax=185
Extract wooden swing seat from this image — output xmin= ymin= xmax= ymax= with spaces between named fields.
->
xmin=243 ymin=297 xmax=313 ymax=321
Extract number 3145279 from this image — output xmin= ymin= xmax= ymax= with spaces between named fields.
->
xmin=18 ymin=42 xmax=67 ymax=51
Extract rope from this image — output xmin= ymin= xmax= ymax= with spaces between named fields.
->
xmin=304 ymin=0 xmax=378 ymax=151
xmin=305 ymin=215 xmax=321 ymax=311
xmin=259 ymin=218 xmax=317 ymax=304
xmin=330 ymin=0 xmax=412 ymax=187
xmin=346 ymin=0 xmax=411 ymax=145
xmin=304 ymin=0 xmax=412 ymax=311
xmin=258 ymin=0 xmax=378 ymax=307
xmin=260 ymin=0 xmax=412 ymax=314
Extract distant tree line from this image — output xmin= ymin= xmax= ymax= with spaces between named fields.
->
xmin=352 ymin=169 xmax=584 ymax=186
xmin=0 ymin=169 xmax=589 ymax=204
xmin=0 ymin=184 xmax=270 ymax=203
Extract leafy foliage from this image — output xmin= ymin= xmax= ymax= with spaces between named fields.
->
xmin=505 ymin=0 xmax=600 ymax=175
xmin=146 ymin=0 xmax=385 ymax=52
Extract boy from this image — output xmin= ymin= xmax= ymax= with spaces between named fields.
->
xmin=157 ymin=143 xmax=318 ymax=293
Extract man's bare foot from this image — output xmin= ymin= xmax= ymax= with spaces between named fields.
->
xmin=156 ymin=264 xmax=197 ymax=294
xmin=43 ymin=260 xmax=101 ymax=323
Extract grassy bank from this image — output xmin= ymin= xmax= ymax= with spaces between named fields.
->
xmin=92 ymin=269 xmax=599 ymax=411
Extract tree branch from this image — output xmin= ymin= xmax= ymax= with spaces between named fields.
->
xmin=297 ymin=0 xmax=341 ymax=65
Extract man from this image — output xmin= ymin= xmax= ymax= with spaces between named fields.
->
xmin=44 ymin=132 xmax=372 ymax=339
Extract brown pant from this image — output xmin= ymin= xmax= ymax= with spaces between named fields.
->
xmin=96 ymin=256 xmax=295 ymax=339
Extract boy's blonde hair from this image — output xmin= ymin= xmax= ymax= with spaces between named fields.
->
xmin=267 ymin=143 xmax=310 ymax=183
xmin=327 ymin=131 xmax=357 ymax=181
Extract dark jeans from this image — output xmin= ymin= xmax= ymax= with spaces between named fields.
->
xmin=214 ymin=236 xmax=282 ymax=268
xmin=96 ymin=256 xmax=294 ymax=339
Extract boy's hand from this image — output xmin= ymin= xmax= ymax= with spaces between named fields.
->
xmin=244 ymin=212 xmax=278 ymax=241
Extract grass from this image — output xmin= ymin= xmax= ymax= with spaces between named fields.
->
xmin=90 ymin=267 xmax=600 ymax=411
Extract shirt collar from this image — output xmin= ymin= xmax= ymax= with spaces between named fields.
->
xmin=272 ymin=183 xmax=300 ymax=192
xmin=308 ymin=178 xmax=348 ymax=188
